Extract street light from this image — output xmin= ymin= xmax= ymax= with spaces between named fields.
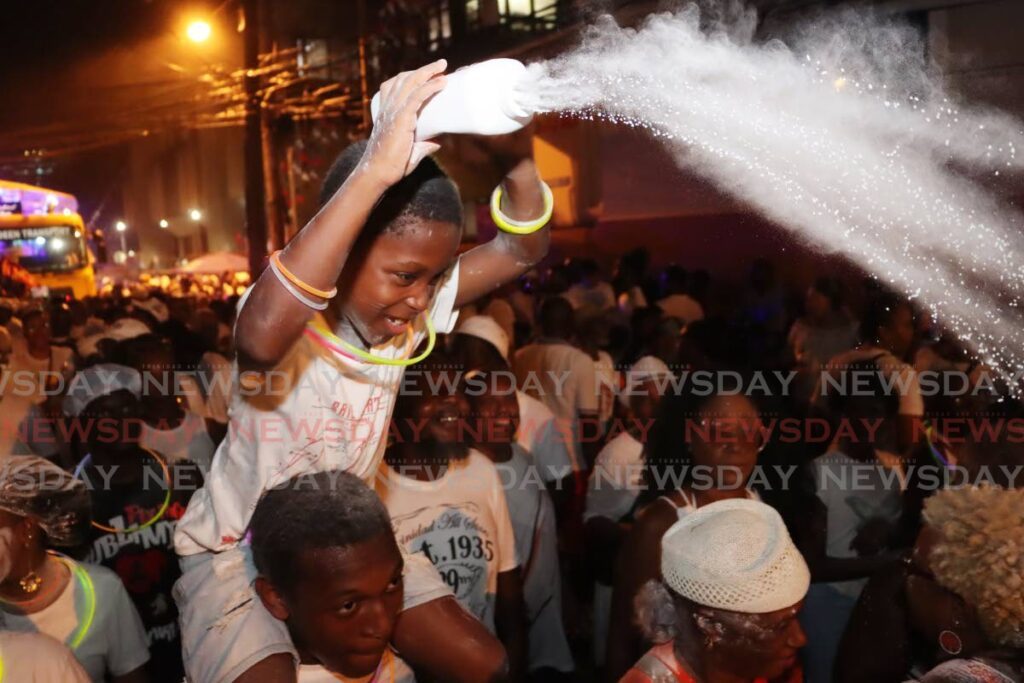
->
xmin=189 ymin=208 xmax=203 ymax=222
xmin=187 ymin=20 xmax=212 ymax=43
xmin=159 ymin=219 xmax=169 ymax=229
xmin=114 ymin=221 xmax=128 ymax=257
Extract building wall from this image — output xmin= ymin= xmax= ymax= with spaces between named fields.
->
xmin=121 ymin=127 xmax=246 ymax=269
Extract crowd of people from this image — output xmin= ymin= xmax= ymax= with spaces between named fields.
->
xmin=2 ymin=60 xmax=1023 ymax=683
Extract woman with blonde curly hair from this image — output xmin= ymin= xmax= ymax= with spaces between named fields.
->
xmin=837 ymin=485 xmax=1024 ymax=682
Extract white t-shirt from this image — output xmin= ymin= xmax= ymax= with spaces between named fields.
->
xmin=818 ymin=346 xmax=924 ymax=417
xmin=656 ymin=294 xmax=705 ymax=325
xmin=810 ymin=449 xmax=906 ymax=599
xmin=516 ymin=390 xmax=577 ymax=479
xmin=584 ymin=431 xmax=645 ymax=523
xmin=513 ymin=341 xmax=599 ymax=422
xmin=297 ymin=651 xmax=415 ymax=682
xmin=377 ymin=450 xmax=518 ymax=633
xmin=495 ymin=444 xmax=574 ymax=673
xmin=0 ymin=560 xmax=150 ymax=682
xmin=513 ymin=341 xmax=598 ymax=468
xmin=140 ymin=410 xmax=217 ymax=475
xmin=179 ymin=352 xmax=233 ymax=425
xmin=0 ymin=631 xmax=91 ymax=683
xmin=594 ymin=350 xmax=617 ymax=428
xmin=175 ymin=261 xmax=460 ymax=556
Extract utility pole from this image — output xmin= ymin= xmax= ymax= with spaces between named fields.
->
xmin=357 ymin=0 xmax=371 ymax=129
xmin=243 ymin=0 xmax=269 ymax=276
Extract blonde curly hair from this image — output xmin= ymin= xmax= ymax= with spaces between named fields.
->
xmin=923 ymin=485 xmax=1024 ymax=648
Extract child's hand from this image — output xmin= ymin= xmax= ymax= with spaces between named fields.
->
xmin=363 ymin=60 xmax=448 ymax=187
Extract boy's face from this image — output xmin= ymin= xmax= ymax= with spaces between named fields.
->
xmin=338 ymin=220 xmax=461 ymax=347
xmin=263 ymin=533 xmax=405 ymax=678
xmin=410 ymin=381 xmax=470 ymax=460
xmin=473 ymin=376 xmax=519 ymax=447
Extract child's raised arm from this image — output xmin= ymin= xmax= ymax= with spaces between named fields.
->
xmin=235 ymin=60 xmax=449 ymax=370
xmin=454 ymin=128 xmax=552 ymax=309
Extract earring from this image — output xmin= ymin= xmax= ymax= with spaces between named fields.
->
xmin=939 ymin=630 xmax=963 ymax=656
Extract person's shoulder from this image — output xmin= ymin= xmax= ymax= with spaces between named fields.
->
xmin=465 ymin=449 xmax=502 ymax=478
xmin=600 ymin=431 xmax=643 ymax=461
xmin=0 ymin=631 xmax=87 ymax=676
xmin=76 ymin=559 xmax=131 ymax=595
xmin=516 ymin=389 xmax=553 ymax=418
xmin=631 ymin=497 xmax=678 ymax=541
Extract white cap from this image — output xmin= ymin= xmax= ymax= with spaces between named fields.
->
xmin=619 ymin=355 xmax=672 ymax=408
xmin=133 ymin=297 xmax=169 ymax=323
xmin=63 ymin=364 xmax=143 ymax=417
xmin=105 ymin=317 xmax=152 ymax=342
xmin=661 ymin=498 xmax=810 ymax=614
xmin=456 ymin=315 xmax=510 ymax=361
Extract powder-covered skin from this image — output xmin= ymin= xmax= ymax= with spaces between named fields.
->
xmin=530 ymin=5 xmax=1024 ymax=387
xmin=0 ymin=526 xmax=14 ymax=583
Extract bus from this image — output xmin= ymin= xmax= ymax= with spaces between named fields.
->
xmin=0 ymin=180 xmax=97 ymax=298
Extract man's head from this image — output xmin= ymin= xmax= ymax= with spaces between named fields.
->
xmin=861 ymin=294 xmax=914 ymax=359
xmin=321 ymin=141 xmax=464 ymax=347
xmin=391 ymin=354 xmax=470 ymax=463
xmin=538 ymin=296 xmax=575 ymax=340
xmin=63 ymin=364 xmax=144 ymax=458
xmin=251 ymin=471 xmax=404 ymax=678
xmin=620 ymin=356 xmax=672 ymax=424
xmin=464 ymin=371 xmax=519 ymax=453
xmin=806 ymin=276 xmax=843 ymax=319
xmin=21 ymin=309 xmax=50 ymax=350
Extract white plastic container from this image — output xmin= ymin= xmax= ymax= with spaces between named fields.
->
xmin=371 ymin=58 xmax=536 ymax=141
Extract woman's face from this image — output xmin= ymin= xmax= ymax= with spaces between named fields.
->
xmin=905 ymin=526 xmax=988 ymax=663
xmin=805 ymin=288 xmax=831 ymax=319
xmin=690 ymin=394 xmax=763 ymax=487
xmin=698 ymin=600 xmax=806 ymax=680
xmin=0 ymin=509 xmax=29 ymax=583
xmin=24 ymin=313 xmax=51 ymax=349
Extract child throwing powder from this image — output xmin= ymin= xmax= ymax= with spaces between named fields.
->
xmin=172 ymin=59 xmax=552 ymax=683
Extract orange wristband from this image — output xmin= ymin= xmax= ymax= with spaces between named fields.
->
xmin=270 ymin=250 xmax=338 ymax=300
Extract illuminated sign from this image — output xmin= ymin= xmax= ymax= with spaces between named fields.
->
xmin=0 ymin=226 xmax=75 ymax=241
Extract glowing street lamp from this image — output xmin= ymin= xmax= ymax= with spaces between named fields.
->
xmin=159 ymin=219 xmax=169 ymax=229
xmin=114 ymin=220 xmax=128 ymax=256
xmin=187 ymin=20 xmax=212 ymax=44
xmin=189 ymin=208 xmax=203 ymax=222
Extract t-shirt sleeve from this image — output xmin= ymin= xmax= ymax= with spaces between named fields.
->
xmin=584 ymin=437 xmax=642 ymax=522
xmin=428 ymin=258 xmax=461 ymax=334
xmin=102 ymin=571 xmax=152 ymax=676
xmin=490 ymin=472 xmax=520 ymax=574
xmin=531 ymin=417 xmax=575 ymax=482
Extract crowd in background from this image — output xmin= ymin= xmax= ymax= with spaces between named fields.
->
xmin=1 ymin=246 xmax=1022 ymax=683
